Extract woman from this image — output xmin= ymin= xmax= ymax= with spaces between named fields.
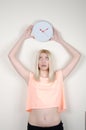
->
xmin=8 ymin=25 xmax=81 ymax=130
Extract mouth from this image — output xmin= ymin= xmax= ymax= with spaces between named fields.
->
xmin=41 ymin=65 xmax=47 ymax=67
xmin=38 ymin=64 xmax=49 ymax=70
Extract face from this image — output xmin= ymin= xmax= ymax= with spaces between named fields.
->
xmin=38 ymin=53 xmax=49 ymax=71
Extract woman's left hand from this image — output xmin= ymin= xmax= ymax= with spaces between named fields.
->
xmin=51 ymin=28 xmax=64 ymax=44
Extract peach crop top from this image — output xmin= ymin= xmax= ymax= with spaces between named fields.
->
xmin=26 ymin=69 xmax=66 ymax=112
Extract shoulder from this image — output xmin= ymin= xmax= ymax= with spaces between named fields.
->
xmin=26 ymin=71 xmax=34 ymax=85
xmin=29 ymin=71 xmax=35 ymax=79
xmin=55 ymin=69 xmax=63 ymax=75
xmin=55 ymin=69 xmax=64 ymax=80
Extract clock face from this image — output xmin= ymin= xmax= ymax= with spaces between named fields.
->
xmin=31 ymin=20 xmax=53 ymax=42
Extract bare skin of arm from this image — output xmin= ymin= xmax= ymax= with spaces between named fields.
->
xmin=8 ymin=25 xmax=33 ymax=84
xmin=52 ymin=28 xmax=81 ymax=80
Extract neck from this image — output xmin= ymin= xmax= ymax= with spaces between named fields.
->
xmin=39 ymin=70 xmax=49 ymax=78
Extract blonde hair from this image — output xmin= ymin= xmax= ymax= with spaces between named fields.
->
xmin=34 ymin=49 xmax=55 ymax=81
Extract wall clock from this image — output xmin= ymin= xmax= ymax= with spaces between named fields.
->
xmin=31 ymin=20 xmax=53 ymax=42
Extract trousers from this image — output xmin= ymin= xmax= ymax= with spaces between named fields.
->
xmin=27 ymin=121 xmax=64 ymax=130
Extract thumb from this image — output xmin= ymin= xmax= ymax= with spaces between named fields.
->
xmin=30 ymin=35 xmax=35 ymax=39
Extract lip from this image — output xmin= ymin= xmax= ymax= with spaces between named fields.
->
xmin=41 ymin=65 xmax=47 ymax=67
xmin=41 ymin=65 xmax=46 ymax=66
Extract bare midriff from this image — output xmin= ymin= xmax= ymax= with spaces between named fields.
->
xmin=28 ymin=107 xmax=61 ymax=127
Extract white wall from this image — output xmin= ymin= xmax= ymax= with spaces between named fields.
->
xmin=0 ymin=0 xmax=86 ymax=130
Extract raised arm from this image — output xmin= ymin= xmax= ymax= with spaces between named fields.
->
xmin=52 ymin=28 xmax=81 ymax=80
xmin=8 ymin=25 xmax=33 ymax=84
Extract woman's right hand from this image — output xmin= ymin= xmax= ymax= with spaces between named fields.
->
xmin=22 ymin=25 xmax=34 ymax=39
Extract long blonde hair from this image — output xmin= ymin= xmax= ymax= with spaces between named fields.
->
xmin=34 ymin=49 xmax=55 ymax=81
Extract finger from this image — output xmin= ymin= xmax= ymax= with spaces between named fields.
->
xmin=29 ymin=25 xmax=33 ymax=29
xmin=50 ymin=37 xmax=54 ymax=41
xmin=49 ymin=38 xmax=52 ymax=41
xmin=27 ymin=25 xmax=33 ymax=31
xmin=30 ymin=35 xmax=35 ymax=39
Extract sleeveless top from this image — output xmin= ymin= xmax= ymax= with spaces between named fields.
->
xmin=26 ymin=69 xmax=66 ymax=112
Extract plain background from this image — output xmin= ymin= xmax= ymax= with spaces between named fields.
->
xmin=0 ymin=0 xmax=86 ymax=130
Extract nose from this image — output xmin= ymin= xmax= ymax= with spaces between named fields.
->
xmin=42 ymin=59 xmax=46 ymax=63
xmin=41 ymin=58 xmax=47 ymax=63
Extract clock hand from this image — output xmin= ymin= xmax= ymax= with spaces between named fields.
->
xmin=39 ymin=28 xmax=52 ymax=39
xmin=40 ymin=28 xmax=48 ymax=32
xmin=40 ymin=29 xmax=44 ymax=32
xmin=44 ymin=28 xmax=48 ymax=31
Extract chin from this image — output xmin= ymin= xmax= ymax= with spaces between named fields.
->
xmin=41 ymin=68 xmax=49 ymax=71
